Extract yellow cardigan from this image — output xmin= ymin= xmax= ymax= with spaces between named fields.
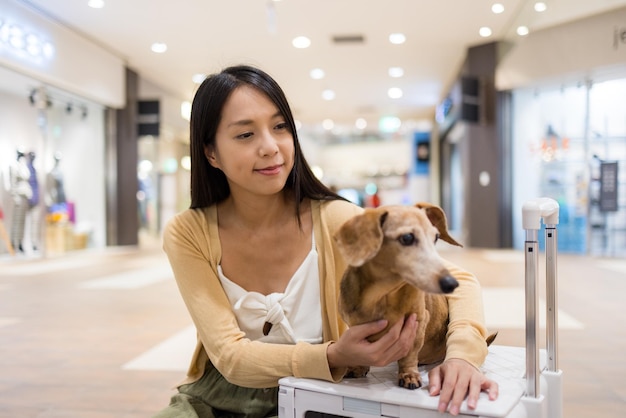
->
xmin=163 ymin=199 xmax=489 ymax=388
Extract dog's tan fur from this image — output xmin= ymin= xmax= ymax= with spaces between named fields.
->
xmin=334 ymin=203 xmax=468 ymax=389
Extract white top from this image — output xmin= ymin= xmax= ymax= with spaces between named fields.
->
xmin=218 ymin=234 xmax=322 ymax=344
xmin=9 ymin=158 xmax=32 ymax=199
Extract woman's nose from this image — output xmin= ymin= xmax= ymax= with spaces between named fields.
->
xmin=258 ymin=130 xmax=279 ymax=156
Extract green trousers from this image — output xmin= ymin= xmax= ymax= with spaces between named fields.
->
xmin=153 ymin=361 xmax=278 ymax=418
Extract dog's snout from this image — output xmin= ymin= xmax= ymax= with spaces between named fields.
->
xmin=439 ymin=275 xmax=459 ymax=294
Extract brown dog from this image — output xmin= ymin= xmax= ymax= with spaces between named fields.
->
xmin=334 ymin=202 xmax=471 ymax=390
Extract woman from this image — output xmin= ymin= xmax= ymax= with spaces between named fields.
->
xmin=155 ymin=65 xmax=498 ymax=417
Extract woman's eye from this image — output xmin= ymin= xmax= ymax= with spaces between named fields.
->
xmin=275 ymin=122 xmax=289 ymax=131
xmin=398 ymin=233 xmax=416 ymax=246
xmin=236 ymin=132 xmax=254 ymax=140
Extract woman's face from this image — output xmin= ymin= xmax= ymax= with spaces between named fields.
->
xmin=206 ymin=85 xmax=295 ymax=198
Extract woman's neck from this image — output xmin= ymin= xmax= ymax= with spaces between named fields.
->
xmin=218 ymin=192 xmax=300 ymax=231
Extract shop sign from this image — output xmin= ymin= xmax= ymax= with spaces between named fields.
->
xmin=599 ymin=162 xmax=618 ymax=212
xmin=614 ymin=26 xmax=626 ymax=50
xmin=413 ymin=131 xmax=430 ymax=176
xmin=0 ymin=17 xmax=55 ymax=64
xmin=138 ymin=100 xmax=160 ymax=137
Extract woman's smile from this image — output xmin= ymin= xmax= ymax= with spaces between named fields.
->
xmin=255 ymin=164 xmax=283 ymax=175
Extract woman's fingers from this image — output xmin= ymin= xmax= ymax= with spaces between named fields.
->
xmin=330 ymin=315 xmax=418 ymax=369
xmin=368 ymin=314 xmax=417 ymax=365
xmin=428 ymin=359 xmax=500 ymax=416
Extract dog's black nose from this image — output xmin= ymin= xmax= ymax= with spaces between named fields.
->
xmin=439 ymin=275 xmax=459 ymax=294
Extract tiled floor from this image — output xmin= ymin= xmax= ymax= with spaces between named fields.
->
xmin=0 ymin=238 xmax=624 ymax=417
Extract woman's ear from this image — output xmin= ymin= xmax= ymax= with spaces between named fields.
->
xmin=204 ymin=146 xmax=218 ymax=168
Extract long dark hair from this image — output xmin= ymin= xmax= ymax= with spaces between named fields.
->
xmin=189 ymin=65 xmax=344 ymax=218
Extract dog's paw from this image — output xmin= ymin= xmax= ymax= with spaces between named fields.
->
xmin=344 ymin=366 xmax=370 ymax=378
xmin=398 ymin=371 xmax=422 ymax=390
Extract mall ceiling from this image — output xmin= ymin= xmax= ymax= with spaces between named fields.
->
xmin=20 ymin=0 xmax=626 ymax=131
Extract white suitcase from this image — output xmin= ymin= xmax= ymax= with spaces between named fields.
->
xmin=278 ymin=198 xmax=564 ymax=418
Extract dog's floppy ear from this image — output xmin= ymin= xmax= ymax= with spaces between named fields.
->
xmin=334 ymin=209 xmax=388 ymax=266
xmin=414 ymin=202 xmax=463 ymax=247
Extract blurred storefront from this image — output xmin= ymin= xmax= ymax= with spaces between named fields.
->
xmin=0 ymin=0 xmax=124 ymax=257
xmin=433 ymin=6 xmax=626 ymax=257
xmin=0 ymin=1 xmax=191 ymax=259
xmin=509 ymin=78 xmax=625 ymax=257
xmin=500 ymin=6 xmax=626 ymax=256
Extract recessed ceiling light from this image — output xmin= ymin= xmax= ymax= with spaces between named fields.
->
xmin=388 ymin=67 xmax=404 ymax=78
xmin=534 ymin=2 xmax=547 ymax=12
xmin=389 ymin=33 xmax=406 ymax=45
xmin=88 ymin=0 xmax=105 ymax=8
xmin=322 ymin=119 xmax=334 ymax=130
xmin=491 ymin=3 xmax=504 ymax=14
xmin=322 ymin=89 xmax=335 ymax=100
xmin=355 ymin=118 xmax=367 ymax=129
xmin=310 ymin=68 xmax=325 ymax=79
xmin=479 ymin=27 xmax=492 ymax=37
xmin=388 ymin=87 xmax=403 ymax=99
xmin=292 ymin=36 xmax=311 ymax=48
xmin=151 ymin=42 xmax=167 ymax=53
xmin=517 ymin=26 xmax=530 ymax=36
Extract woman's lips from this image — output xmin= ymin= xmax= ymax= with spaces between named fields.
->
xmin=256 ymin=164 xmax=282 ymax=175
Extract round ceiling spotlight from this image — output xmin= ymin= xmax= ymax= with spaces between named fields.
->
xmin=151 ymin=42 xmax=167 ymax=53
xmin=491 ymin=3 xmax=504 ymax=14
xmin=310 ymin=68 xmax=325 ymax=79
xmin=387 ymin=87 xmax=403 ymax=99
xmin=479 ymin=27 xmax=493 ymax=37
xmin=388 ymin=33 xmax=406 ymax=45
xmin=292 ymin=36 xmax=311 ymax=48
xmin=388 ymin=67 xmax=404 ymax=78
xmin=322 ymin=89 xmax=335 ymax=100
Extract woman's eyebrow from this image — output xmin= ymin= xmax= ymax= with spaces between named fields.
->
xmin=227 ymin=119 xmax=254 ymax=128
xmin=227 ymin=111 xmax=283 ymax=128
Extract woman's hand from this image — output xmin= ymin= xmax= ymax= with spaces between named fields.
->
xmin=428 ymin=358 xmax=499 ymax=416
xmin=327 ymin=314 xmax=418 ymax=369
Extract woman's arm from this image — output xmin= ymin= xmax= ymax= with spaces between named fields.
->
xmin=443 ymin=259 xmax=490 ymax=368
xmin=427 ymin=259 xmax=498 ymax=415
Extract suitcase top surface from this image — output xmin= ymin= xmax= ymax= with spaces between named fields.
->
xmin=279 ymin=345 xmax=545 ymax=417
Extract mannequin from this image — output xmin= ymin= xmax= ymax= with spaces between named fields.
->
xmin=46 ymin=152 xmax=67 ymax=207
xmin=9 ymin=148 xmax=33 ymax=252
xmin=26 ymin=151 xmax=41 ymax=251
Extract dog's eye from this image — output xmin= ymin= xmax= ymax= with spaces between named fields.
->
xmin=398 ymin=233 xmax=416 ymax=246
xmin=435 ymin=233 xmax=440 ymax=244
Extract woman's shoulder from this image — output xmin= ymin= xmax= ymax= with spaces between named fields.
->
xmin=319 ymin=198 xmax=362 ymax=212
xmin=162 ymin=206 xmax=220 ymax=261
xmin=166 ymin=205 xmax=211 ymax=224
xmin=163 ymin=206 xmax=216 ymax=239
xmin=316 ymin=199 xmax=364 ymax=229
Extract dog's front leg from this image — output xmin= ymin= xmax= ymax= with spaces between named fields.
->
xmin=397 ymin=310 xmax=429 ymax=389
xmin=344 ymin=365 xmax=370 ymax=378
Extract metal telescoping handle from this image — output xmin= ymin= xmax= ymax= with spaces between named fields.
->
xmin=525 ymin=229 xmax=540 ymax=398
xmin=522 ymin=197 xmax=560 ymax=399
xmin=545 ymin=225 xmax=558 ymax=372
